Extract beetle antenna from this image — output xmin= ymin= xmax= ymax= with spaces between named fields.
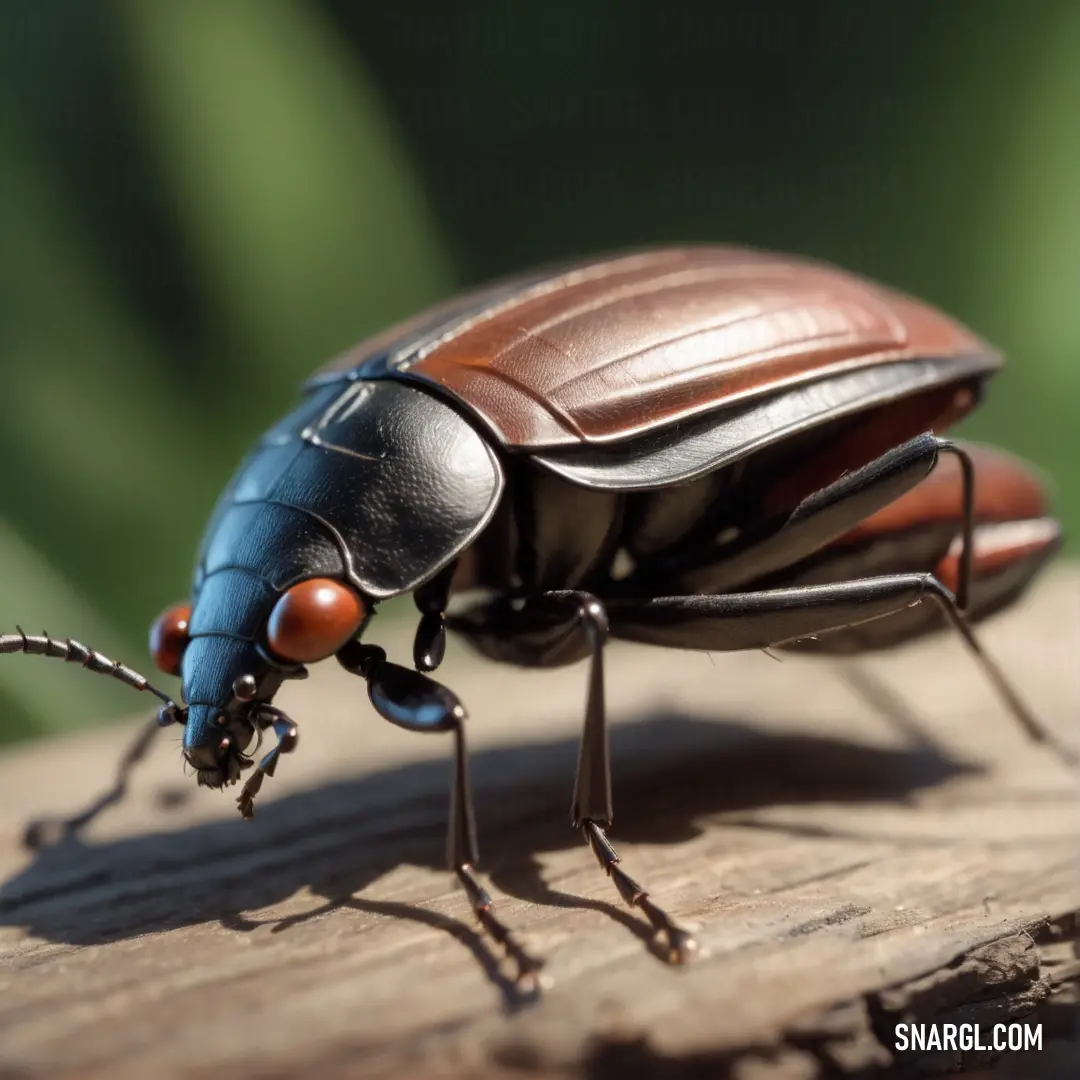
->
xmin=1 ymin=627 xmax=176 ymax=706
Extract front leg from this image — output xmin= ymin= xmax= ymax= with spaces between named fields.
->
xmin=236 ymin=706 xmax=299 ymax=820
xmin=336 ymin=641 xmax=544 ymax=990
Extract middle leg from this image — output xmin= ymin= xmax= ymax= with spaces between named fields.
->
xmin=481 ymin=590 xmax=697 ymax=963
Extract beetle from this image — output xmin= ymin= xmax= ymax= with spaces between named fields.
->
xmin=3 ymin=245 xmax=1071 ymax=983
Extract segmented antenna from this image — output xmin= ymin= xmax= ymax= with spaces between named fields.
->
xmin=1 ymin=627 xmax=175 ymax=705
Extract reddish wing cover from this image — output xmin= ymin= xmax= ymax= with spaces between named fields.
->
xmin=314 ymin=247 xmax=999 ymax=449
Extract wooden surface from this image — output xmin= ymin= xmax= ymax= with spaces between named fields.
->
xmin=0 ymin=567 xmax=1078 ymax=1080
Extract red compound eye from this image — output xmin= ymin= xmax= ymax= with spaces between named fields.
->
xmin=149 ymin=603 xmax=192 ymax=676
xmin=266 ymin=578 xmax=366 ymax=663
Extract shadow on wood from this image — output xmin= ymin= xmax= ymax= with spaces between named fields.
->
xmin=0 ymin=711 xmax=969 ymax=963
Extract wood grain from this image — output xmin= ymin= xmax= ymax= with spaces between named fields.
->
xmin=0 ymin=567 xmax=1077 ymax=1079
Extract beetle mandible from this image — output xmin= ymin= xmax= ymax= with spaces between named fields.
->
xmin=4 ymin=246 xmax=1072 ymax=982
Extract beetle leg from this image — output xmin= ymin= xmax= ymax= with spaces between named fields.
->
xmin=23 ymin=706 xmax=182 ymax=849
xmin=582 ymin=821 xmax=696 ymax=963
xmin=931 ymin=591 xmax=1074 ymax=762
xmin=934 ymin=440 xmax=976 ymax=612
xmin=235 ymin=707 xmax=299 ymax=820
xmin=337 ymin=641 xmax=545 ymax=989
xmin=532 ymin=591 xmax=697 ymax=963
xmin=412 ymin=559 xmax=457 ymax=672
xmin=607 ymin=575 xmax=1077 ymax=766
xmin=662 ymin=433 xmax=980 ymax=604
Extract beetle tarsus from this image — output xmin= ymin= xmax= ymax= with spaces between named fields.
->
xmin=928 ymin=586 xmax=1079 ymax=767
xmin=235 ymin=708 xmax=299 ymax=820
xmin=583 ymin=820 xmax=696 ymax=964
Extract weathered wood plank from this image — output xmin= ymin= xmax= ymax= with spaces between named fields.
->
xmin=0 ymin=567 xmax=1077 ymax=1079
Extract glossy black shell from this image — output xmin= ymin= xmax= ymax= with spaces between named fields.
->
xmin=181 ymin=379 xmax=502 ymax=715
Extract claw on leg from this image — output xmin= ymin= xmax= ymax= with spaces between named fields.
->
xmin=236 ymin=709 xmax=298 ymax=820
xmin=584 ymin=820 xmax=696 ymax=964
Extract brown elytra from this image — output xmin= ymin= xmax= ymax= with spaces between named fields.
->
xmin=315 ymin=246 xmax=998 ymax=448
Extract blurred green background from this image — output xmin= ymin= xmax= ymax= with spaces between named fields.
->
xmin=1 ymin=0 xmax=1076 ymax=744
